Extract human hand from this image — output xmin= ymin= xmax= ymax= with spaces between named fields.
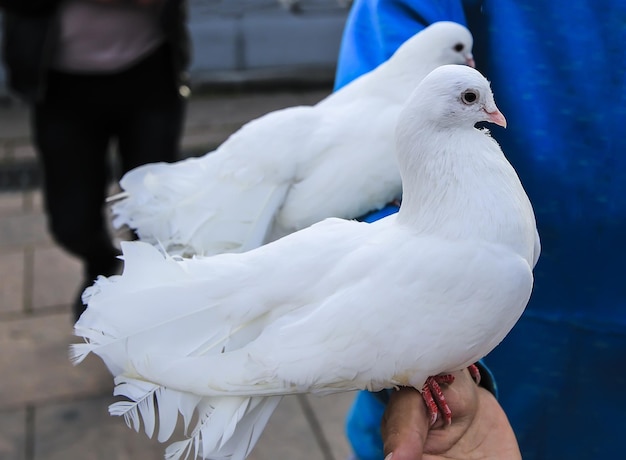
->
xmin=381 ymin=369 xmax=521 ymax=460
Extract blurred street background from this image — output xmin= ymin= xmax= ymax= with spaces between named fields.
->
xmin=0 ymin=0 xmax=350 ymax=97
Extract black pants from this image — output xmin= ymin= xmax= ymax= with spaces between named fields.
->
xmin=32 ymin=44 xmax=186 ymax=281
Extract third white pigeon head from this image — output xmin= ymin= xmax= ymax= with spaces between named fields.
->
xmin=393 ymin=21 xmax=475 ymax=69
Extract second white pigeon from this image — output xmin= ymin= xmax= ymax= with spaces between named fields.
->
xmin=73 ymin=65 xmax=540 ymax=460
xmin=109 ymin=21 xmax=475 ymax=257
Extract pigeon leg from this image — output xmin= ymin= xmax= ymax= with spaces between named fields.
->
xmin=468 ymin=363 xmax=481 ymax=385
xmin=421 ymin=373 xmax=455 ymax=426
xmin=421 ymin=365 xmax=482 ymax=426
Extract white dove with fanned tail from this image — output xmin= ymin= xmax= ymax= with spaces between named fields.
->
xmin=109 ymin=21 xmax=475 ymax=257
xmin=72 ymin=65 xmax=540 ymax=460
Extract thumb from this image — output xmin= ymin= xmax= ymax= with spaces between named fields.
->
xmin=381 ymin=388 xmax=429 ymax=460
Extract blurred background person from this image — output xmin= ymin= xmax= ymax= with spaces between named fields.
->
xmin=0 ymin=0 xmax=190 ymax=321
xmin=335 ymin=1 xmax=626 ymax=459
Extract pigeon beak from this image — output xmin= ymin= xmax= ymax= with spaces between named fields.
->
xmin=465 ymin=54 xmax=476 ymax=68
xmin=486 ymin=108 xmax=507 ymax=128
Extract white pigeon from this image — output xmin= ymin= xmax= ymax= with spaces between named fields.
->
xmin=72 ymin=65 xmax=540 ymax=460
xmin=109 ymin=21 xmax=475 ymax=257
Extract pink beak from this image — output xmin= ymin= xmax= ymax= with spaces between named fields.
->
xmin=466 ymin=55 xmax=476 ymax=68
xmin=486 ymin=109 xmax=507 ymax=128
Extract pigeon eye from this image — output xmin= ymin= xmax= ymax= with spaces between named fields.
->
xmin=453 ymin=43 xmax=464 ymax=52
xmin=461 ymin=90 xmax=478 ymax=104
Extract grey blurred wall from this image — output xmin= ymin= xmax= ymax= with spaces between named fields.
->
xmin=0 ymin=0 xmax=350 ymax=97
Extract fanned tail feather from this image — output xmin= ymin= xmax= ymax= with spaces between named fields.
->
xmin=109 ymin=376 xmax=281 ymax=460
xmin=109 ymin=152 xmax=292 ymax=257
xmin=110 ymin=157 xmax=216 ymax=253
xmin=68 ymin=342 xmax=93 ymax=365
xmin=71 ymin=242 xmax=290 ymax=459
xmin=109 ymin=378 xmax=201 ymax=442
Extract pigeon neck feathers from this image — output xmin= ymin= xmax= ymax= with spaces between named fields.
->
xmin=394 ymin=65 xmax=537 ymax=266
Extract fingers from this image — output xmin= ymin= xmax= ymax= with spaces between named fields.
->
xmin=380 ymin=370 xmax=475 ymax=459
xmin=381 ymin=387 xmax=429 ymax=460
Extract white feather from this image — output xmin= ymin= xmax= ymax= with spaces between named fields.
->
xmin=73 ymin=65 xmax=540 ymax=459
xmin=109 ymin=21 xmax=475 ymax=257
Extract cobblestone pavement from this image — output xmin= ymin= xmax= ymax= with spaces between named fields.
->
xmin=0 ymin=86 xmax=357 ymax=460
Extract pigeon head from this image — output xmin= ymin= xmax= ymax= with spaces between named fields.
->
xmin=399 ymin=64 xmax=506 ymax=133
xmin=394 ymin=21 xmax=475 ymax=68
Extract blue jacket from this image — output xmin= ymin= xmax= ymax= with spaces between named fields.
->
xmin=337 ymin=1 xmax=626 ymax=459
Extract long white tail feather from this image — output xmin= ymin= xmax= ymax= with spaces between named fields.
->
xmin=109 ymin=378 xmax=160 ymax=434
xmin=216 ymin=396 xmax=281 ymax=458
xmin=108 ymin=373 xmax=281 ymax=460
xmin=71 ymin=241 xmax=298 ymax=459
xmin=68 ymin=341 xmax=92 ymax=365
xmin=163 ymin=439 xmax=191 ymax=460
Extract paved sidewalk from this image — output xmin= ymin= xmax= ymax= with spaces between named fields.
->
xmin=0 ymin=87 xmax=356 ymax=460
